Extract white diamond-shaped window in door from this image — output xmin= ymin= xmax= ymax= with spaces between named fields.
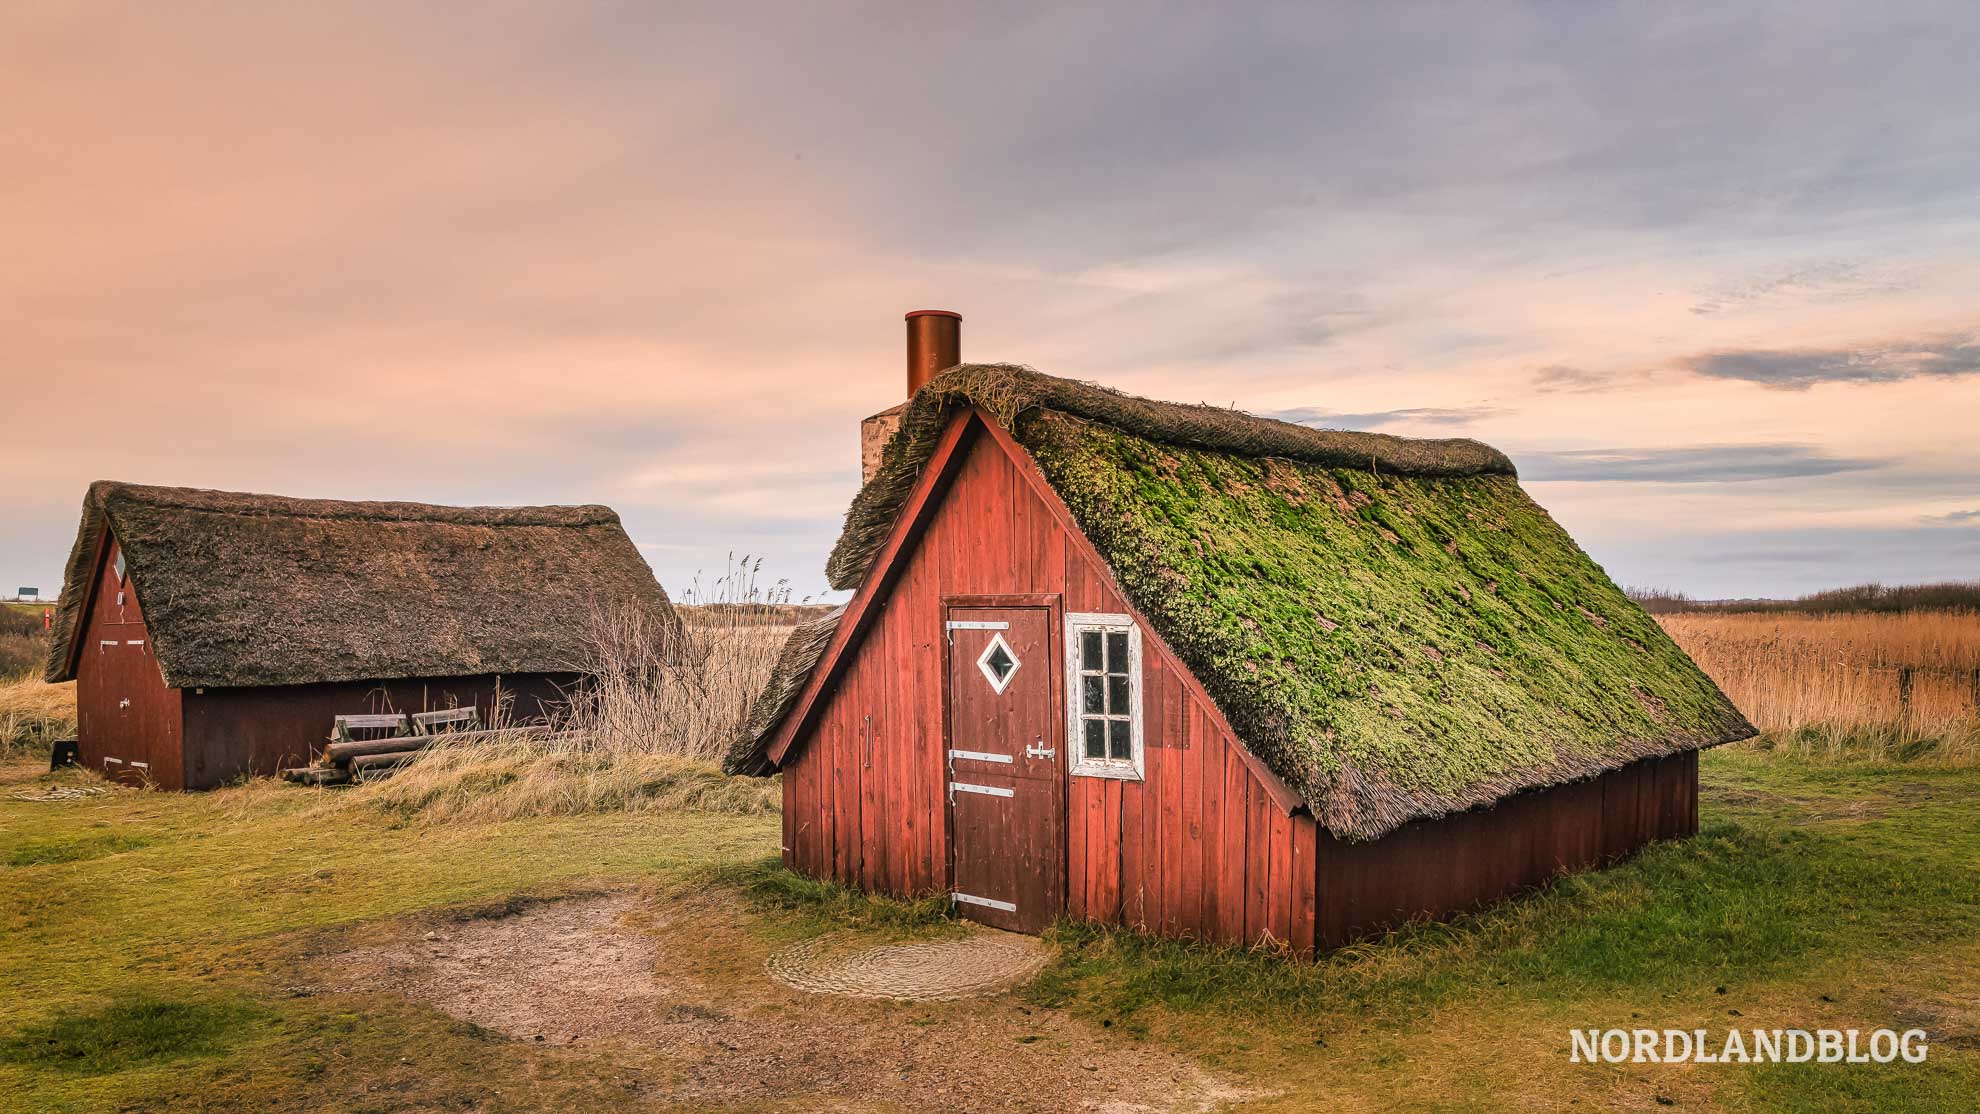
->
xmin=976 ymin=633 xmax=1021 ymax=694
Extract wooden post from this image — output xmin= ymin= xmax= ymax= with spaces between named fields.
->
xmin=1970 ymin=668 xmax=1979 ymax=723
xmin=1897 ymin=666 xmax=1914 ymax=725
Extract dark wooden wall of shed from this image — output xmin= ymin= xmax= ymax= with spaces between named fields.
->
xmin=178 ymin=673 xmax=578 ymax=789
xmin=780 ymin=419 xmax=1321 ymax=951
xmin=1315 ymin=751 xmax=1696 ymax=948
xmin=780 ymin=416 xmax=1701 ymax=955
xmin=74 ymin=532 xmax=184 ymax=787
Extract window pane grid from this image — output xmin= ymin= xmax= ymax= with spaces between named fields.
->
xmin=1072 ymin=620 xmax=1136 ymax=770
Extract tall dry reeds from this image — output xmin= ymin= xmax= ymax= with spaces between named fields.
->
xmin=564 ymin=554 xmax=814 ymax=761
xmin=0 ymin=676 xmax=75 ymax=758
xmin=1659 ymin=609 xmax=1980 ymax=763
xmin=0 ymin=604 xmax=51 ymax=678
xmin=336 ymin=555 xmax=821 ymax=820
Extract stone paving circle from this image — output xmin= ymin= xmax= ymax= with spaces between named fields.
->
xmin=10 ymin=785 xmax=106 ymax=802
xmin=765 ymin=930 xmax=1050 ymax=1002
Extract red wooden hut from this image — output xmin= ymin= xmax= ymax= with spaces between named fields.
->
xmin=729 ymin=313 xmax=1752 ymax=952
xmin=45 ymin=483 xmax=677 ymax=789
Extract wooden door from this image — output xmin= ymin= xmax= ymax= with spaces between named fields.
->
xmin=93 ymin=637 xmax=151 ymax=786
xmin=944 ymin=605 xmax=1064 ymax=933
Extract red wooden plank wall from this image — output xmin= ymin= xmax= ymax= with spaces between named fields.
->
xmin=181 ymin=673 xmax=573 ymax=789
xmin=74 ymin=532 xmax=184 ymax=788
xmin=779 ymin=418 xmax=1701 ymax=958
xmin=1314 ymin=751 xmax=1698 ymax=948
xmin=781 ymin=423 xmax=1311 ymax=948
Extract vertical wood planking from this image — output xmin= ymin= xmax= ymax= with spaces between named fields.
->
xmin=1219 ymin=745 xmax=1249 ymax=944
xmin=1290 ymin=815 xmax=1317 ymax=957
xmin=1179 ymin=702 xmax=1206 ymax=937
xmin=828 ymin=699 xmax=851 ymax=885
xmin=1094 ymin=778 xmax=1122 ymax=920
xmin=889 ymin=595 xmax=914 ymax=896
xmin=1158 ymin=678 xmax=1185 ymax=937
xmin=781 ymin=767 xmax=796 ymax=869
xmin=1084 ymin=774 xmax=1108 ymax=919
xmin=1266 ymin=807 xmax=1293 ymax=947
xmin=1067 ymin=763 xmax=1091 ymax=918
xmin=1119 ymin=736 xmax=1146 ymax=927
xmin=1244 ymin=766 xmax=1271 ymax=944
xmin=859 ymin=628 xmax=885 ymax=892
xmin=1197 ymin=709 xmax=1227 ymax=941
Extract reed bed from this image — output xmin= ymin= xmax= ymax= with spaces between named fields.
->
xmin=0 ymin=676 xmax=74 ymax=758
xmin=336 ymin=556 xmax=819 ymax=821
xmin=335 ymin=735 xmax=780 ymax=822
xmin=1658 ymin=609 xmax=1980 ymax=763
xmin=1 ymin=603 xmax=53 ymax=679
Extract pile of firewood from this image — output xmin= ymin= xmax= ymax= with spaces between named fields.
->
xmin=278 ymin=727 xmax=562 ymax=786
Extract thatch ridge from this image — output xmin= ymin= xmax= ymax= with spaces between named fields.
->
xmin=826 ymin=364 xmax=1512 ymax=588
xmin=47 ymin=481 xmax=678 ymax=689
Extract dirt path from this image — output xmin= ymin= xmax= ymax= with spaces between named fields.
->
xmin=330 ymin=892 xmax=1254 ymax=1113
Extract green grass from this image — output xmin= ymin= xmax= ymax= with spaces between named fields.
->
xmin=6 ymin=831 xmax=152 ymax=867
xmin=2 ymin=744 xmax=1976 ymax=1111
xmin=1018 ymin=744 xmax=1980 ymax=1110
xmin=708 ymin=854 xmax=961 ymax=938
xmin=0 ymin=995 xmax=261 ymax=1075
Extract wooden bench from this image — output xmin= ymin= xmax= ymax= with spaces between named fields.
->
xmin=410 ymin=706 xmax=481 ymax=735
xmin=329 ymin=712 xmax=411 ymax=744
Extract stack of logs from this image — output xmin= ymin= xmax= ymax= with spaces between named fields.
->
xmin=279 ymin=727 xmax=562 ymax=786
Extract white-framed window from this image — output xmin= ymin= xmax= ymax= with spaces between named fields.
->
xmin=1064 ymin=612 xmax=1143 ymax=780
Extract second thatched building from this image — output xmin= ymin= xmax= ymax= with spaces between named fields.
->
xmin=46 ymin=482 xmax=677 ymax=789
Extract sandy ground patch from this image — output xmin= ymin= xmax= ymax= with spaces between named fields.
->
xmin=327 ymin=892 xmax=1257 ymax=1113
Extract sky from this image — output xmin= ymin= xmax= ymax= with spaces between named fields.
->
xmin=4 ymin=2 xmax=1978 ymax=603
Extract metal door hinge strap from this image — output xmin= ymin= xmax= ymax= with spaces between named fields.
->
xmin=948 ymin=749 xmax=1013 ymax=764
xmin=945 ymin=621 xmax=1009 ymax=630
xmin=950 ymin=782 xmax=1015 ymax=798
xmin=953 ymin=892 xmax=1017 ymax=913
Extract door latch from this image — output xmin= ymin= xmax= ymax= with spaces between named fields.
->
xmin=1025 ymin=740 xmax=1054 ymax=760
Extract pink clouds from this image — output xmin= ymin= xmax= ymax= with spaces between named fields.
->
xmin=3 ymin=4 xmax=1978 ymax=599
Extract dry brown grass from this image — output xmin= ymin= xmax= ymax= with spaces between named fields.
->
xmin=336 ymin=558 xmax=806 ymax=821
xmin=0 ymin=603 xmax=52 ymax=678
xmin=0 ymin=676 xmax=74 ymax=758
xmin=331 ymin=735 xmax=779 ymax=822
xmin=1659 ymin=608 xmax=1980 ymax=763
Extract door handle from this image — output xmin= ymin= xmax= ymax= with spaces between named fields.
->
xmin=1025 ymin=741 xmax=1054 ymax=760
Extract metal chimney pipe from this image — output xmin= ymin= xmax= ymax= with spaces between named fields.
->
xmin=905 ymin=310 xmax=961 ymax=397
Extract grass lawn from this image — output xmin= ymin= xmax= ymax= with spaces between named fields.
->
xmin=2 ymin=747 xmax=1976 ymax=1112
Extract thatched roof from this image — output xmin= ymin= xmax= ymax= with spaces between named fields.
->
xmin=46 ymin=481 xmax=678 ymax=689
xmin=731 ymin=365 xmax=1753 ymax=840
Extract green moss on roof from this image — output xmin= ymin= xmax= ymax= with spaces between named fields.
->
xmin=1020 ymin=410 xmax=1750 ymax=838
xmin=740 ymin=365 xmax=1752 ymax=838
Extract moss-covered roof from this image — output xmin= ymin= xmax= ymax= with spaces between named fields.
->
xmin=47 ymin=481 xmax=679 ymax=689
xmin=734 ymin=366 xmax=1753 ymax=839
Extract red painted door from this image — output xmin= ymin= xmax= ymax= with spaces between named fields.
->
xmin=944 ymin=605 xmax=1064 ymax=933
xmin=92 ymin=637 xmax=152 ymax=785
